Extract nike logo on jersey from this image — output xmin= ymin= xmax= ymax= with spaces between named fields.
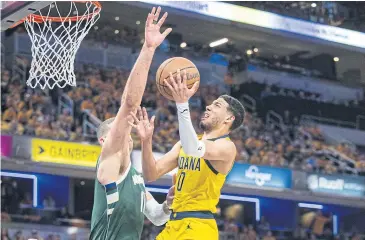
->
xmin=180 ymin=109 xmax=188 ymax=114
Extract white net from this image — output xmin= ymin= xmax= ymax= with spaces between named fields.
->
xmin=23 ymin=1 xmax=100 ymax=89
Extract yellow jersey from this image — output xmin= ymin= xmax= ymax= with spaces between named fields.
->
xmin=171 ymin=135 xmax=232 ymax=213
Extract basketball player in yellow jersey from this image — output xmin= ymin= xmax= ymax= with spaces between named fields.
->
xmin=128 ymin=70 xmax=245 ymax=240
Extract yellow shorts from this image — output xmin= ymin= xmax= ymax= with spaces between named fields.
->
xmin=156 ymin=212 xmax=218 ymax=240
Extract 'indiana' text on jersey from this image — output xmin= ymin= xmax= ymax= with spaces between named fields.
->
xmin=171 ymin=135 xmax=232 ymax=213
xmin=178 ymin=156 xmax=201 ymax=171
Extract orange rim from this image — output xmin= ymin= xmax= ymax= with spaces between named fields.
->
xmin=10 ymin=1 xmax=101 ymax=28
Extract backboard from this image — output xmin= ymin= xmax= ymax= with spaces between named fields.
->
xmin=1 ymin=1 xmax=52 ymax=30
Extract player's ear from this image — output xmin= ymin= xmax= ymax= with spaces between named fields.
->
xmin=99 ymin=137 xmax=104 ymax=145
xmin=225 ymin=115 xmax=235 ymax=124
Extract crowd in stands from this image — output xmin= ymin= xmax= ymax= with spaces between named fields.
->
xmin=1 ymin=58 xmax=82 ymax=142
xmin=231 ymin=79 xmax=365 ymax=175
xmin=2 ymin=54 xmax=365 ymax=176
xmin=85 ymin=24 xmax=142 ymax=50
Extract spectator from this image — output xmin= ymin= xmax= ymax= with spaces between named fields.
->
xmin=19 ymin=192 xmax=33 ymax=208
xmin=351 ymin=233 xmax=362 ymax=240
xmin=257 ymin=216 xmax=271 ymax=237
xmin=293 ymin=224 xmax=307 ymax=240
xmin=263 ymin=231 xmax=276 ymax=240
xmin=46 ymin=234 xmax=56 ymax=240
xmin=1 ymin=212 xmax=12 ymax=222
xmin=1 ymin=179 xmax=21 ymax=213
xmin=58 ymin=109 xmax=73 ymax=131
xmin=43 ymin=196 xmax=56 ymax=208
xmin=69 ymin=127 xmax=84 ymax=142
xmin=1 ymin=228 xmax=10 ymax=240
xmin=58 ymin=207 xmax=74 ymax=219
xmin=14 ymin=230 xmax=25 ymax=240
xmin=224 ymin=218 xmax=239 ymax=233
xmin=312 ymin=211 xmax=332 ymax=237
xmin=36 ymin=122 xmax=53 ymax=138
xmin=248 ymin=224 xmax=257 ymax=240
xmin=240 ymin=226 xmax=250 ymax=240
xmin=215 ymin=207 xmax=225 ymax=231
xmin=81 ymin=98 xmax=94 ymax=111
xmin=309 ymin=233 xmax=317 ymax=240
xmin=283 ymin=110 xmax=291 ymax=125
xmin=28 ymin=230 xmax=44 ymax=240
xmin=2 ymin=106 xmax=17 ymax=122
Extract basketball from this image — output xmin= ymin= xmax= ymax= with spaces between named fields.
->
xmin=156 ymin=57 xmax=200 ymax=101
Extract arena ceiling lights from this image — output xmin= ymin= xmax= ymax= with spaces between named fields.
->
xmin=141 ymin=1 xmax=365 ymax=49
xmin=209 ymin=38 xmax=229 ymax=48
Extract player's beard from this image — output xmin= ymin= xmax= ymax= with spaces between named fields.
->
xmin=199 ymin=117 xmax=219 ymax=133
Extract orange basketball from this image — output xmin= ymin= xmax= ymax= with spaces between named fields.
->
xmin=156 ymin=57 xmax=200 ymax=101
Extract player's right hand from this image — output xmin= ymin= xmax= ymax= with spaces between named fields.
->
xmin=128 ymin=106 xmax=155 ymax=141
xmin=164 ymin=69 xmax=199 ymax=103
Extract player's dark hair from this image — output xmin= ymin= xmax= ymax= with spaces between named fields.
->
xmin=97 ymin=117 xmax=115 ymax=140
xmin=219 ymin=95 xmax=245 ymax=131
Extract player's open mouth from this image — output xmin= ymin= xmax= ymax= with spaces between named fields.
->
xmin=201 ymin=112 xmax=209 ymax=120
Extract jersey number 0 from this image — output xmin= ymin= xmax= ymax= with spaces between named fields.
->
xmin=177 ymin=172 xmax=186 ymax=191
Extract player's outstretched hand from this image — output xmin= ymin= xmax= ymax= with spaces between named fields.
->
xmin=166 ymin=185 xmax=175 ymax=207
xmin=164 ymin=69 xmax=199 ymax=103
xmin=145 ymin=6 xmax=172 ymax=50
xmin=128 ymin=106 xmax=155 ymax=141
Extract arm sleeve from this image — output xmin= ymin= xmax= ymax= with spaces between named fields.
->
xmin=144 ymin=198 xmax=170 ymax=226
xmin=176 ymin=102 xmax=206 ymax=157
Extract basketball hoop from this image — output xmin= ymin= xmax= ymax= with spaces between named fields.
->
xmin=12 ymin=1 xmax=101 ymax=89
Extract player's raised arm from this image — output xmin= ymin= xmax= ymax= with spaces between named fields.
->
xmin=97 ymin=7 xmax=172 ymax=185
xmin=129 ymin=107 xmax=180 ymax=182
xmin=102 ymin=7 xmax=171 ymax=157
xmin=164 ymin=70 xmax=241 ymax=161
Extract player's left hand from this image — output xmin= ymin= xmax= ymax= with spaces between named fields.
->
xmin=128 ymin=106 xmax=155 ymax=141
xmin=144 ymin=6 xmax=172 ymax=50
xmin=166 ymin=185 xmax=175 ymax=207
xmin=164 ymin=69 xmax=199 ymax=103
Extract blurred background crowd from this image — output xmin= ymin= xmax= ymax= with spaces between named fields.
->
xmin=2 ymin=58 xmax=365 ymax=176
xmin=2 ymin=1 xmax=365 ymax=240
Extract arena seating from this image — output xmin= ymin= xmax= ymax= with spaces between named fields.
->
xmin=2 ymin=54 xmax=365 ymax=176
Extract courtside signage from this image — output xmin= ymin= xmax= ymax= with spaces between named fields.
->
xmin=31 ymin=138 xmax=101 ymax=167
xmin=226 ymin=163 xmax=292 ymax=189
xmin=307 ymin=174 xmax=365 ymax=198
xmin=141 ymin=1 xmax=365 ymax=48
